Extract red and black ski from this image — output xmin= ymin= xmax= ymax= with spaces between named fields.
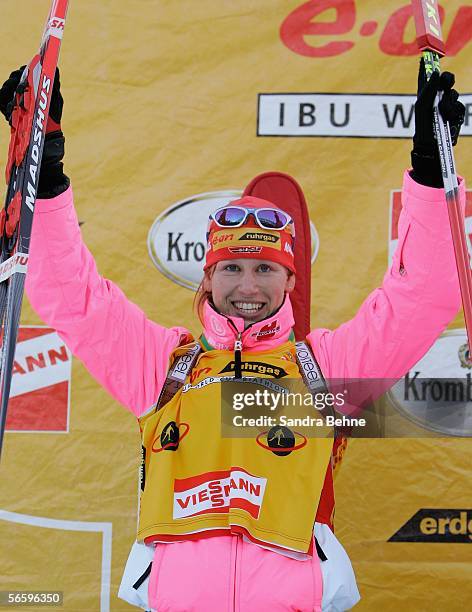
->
xmin=0 ymin=0 xmax=70 ymax=457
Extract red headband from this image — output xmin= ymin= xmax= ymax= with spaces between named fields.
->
xmin=204 ymin=196 xmax=296 ymax=273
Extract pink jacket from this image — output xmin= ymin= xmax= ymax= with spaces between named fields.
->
xmin=25 ymin=171 xmax=464 ymax=611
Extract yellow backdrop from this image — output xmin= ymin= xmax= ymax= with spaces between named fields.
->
xmin=0 ymin=1 xmax=471 ymax=610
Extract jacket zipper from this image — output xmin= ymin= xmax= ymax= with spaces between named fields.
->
xmin=225 ymin=317 xmax=249 ymax=380
xmin=234 ymin=333 xmax=242 ymax=378
xmin=232 ymin=534 xmax=239 ymax=611
xmin=224 ymin=316 xmax=244 ymax=609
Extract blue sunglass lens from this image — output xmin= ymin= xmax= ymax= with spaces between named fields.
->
xmin=214 ymin=207 xmax=245 ymax=226
xmin=256 ymin=209 xmax=289 ymax=229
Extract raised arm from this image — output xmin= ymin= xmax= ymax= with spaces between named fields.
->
xmin=26 ymin=188 xmax=190 ymax=416
xmin=308 ymin=171 xmax=465 ymax=381
xmin=1 ymin=68 xmax=190 ymax=417
xmin=308 ymin=62 xmax=466 ymax=382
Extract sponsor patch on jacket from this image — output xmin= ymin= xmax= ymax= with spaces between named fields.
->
xmin=182 ymin=375 xmax=287 ymax=394
xmin=281 ymin=350 xmax=296 ymax=362
xmin=251 ymin=320 xmax=281 ymax=340
xmin=173 ymin=468 xmax=267 ymax=520
xmin=219 ymin=360 xmax=288 ymax=378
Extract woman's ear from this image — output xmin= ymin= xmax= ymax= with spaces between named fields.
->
xmin=202 ymin=267 xmax=214 ymax=293
xmin=202 ymin=275 xmax=211 ymax=293
xmin=285 ymin=272 xmax=296 ymax=293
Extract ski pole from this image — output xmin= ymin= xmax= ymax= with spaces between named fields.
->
xmin=411 ymin=0 xmax=472 ymax=348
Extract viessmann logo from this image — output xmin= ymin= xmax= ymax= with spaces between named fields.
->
xmin=389 ymin=509 xmax=472 ymax=543
xmin=5 ymin=326 xmax=72 ymax=432
xmin=173 ymin=468 xmax=267 ymax=520
xmin=148 ymin=191 xmax=320 ymax=290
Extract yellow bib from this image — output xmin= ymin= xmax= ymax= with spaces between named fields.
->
xmin=137 ymin=341 xmax=333 ymax=555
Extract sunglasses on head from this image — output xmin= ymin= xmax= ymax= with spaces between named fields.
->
xmin=211 ymin=206 xmax=295 ymax=236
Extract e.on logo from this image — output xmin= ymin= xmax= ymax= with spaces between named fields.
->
xmin=4 ymin=327 xmax=72 ymax=432
xmin=280 ymin=1 xmax=470 ymax=58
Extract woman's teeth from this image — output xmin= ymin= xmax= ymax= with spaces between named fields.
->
xmin=233 ymin=302 xmax=264 ymax=314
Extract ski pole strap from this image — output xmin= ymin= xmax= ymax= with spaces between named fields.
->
xmin=154 ymin=342 xmax=202 ymax=411
xmin=295 ymin=340 xmax=341 ymax=437
xmin=295 ymin=341 xmax=328 ymax=395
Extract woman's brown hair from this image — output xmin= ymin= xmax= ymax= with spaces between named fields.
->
xmin=193 ymin=265 xmax=215 ymax=326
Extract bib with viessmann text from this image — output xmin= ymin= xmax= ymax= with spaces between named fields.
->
xmin=137 ymin=341 xmax=334 ymax=557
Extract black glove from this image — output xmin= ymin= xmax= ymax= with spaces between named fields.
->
xmin=0 ymin=66 xmax=69 ymax=198
xmin=411 ymin=58 xmax=465 ymax=188
xmin=0 ymin=66 xmax=25 ymax=123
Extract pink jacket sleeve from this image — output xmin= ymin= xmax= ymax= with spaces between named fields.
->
xmin=307 ymin=170 xmax=466 ymax=380
xmin=25 ymin=186 xmax=190 ymax=417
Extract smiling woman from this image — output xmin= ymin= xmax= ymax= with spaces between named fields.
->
xmin=204 ymin=199 xmax=295 ymax=316
xmin=194 ymin=195 xmax=297 ymax=327
xmin=202 ymin=259 xmax=295 ymax=323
